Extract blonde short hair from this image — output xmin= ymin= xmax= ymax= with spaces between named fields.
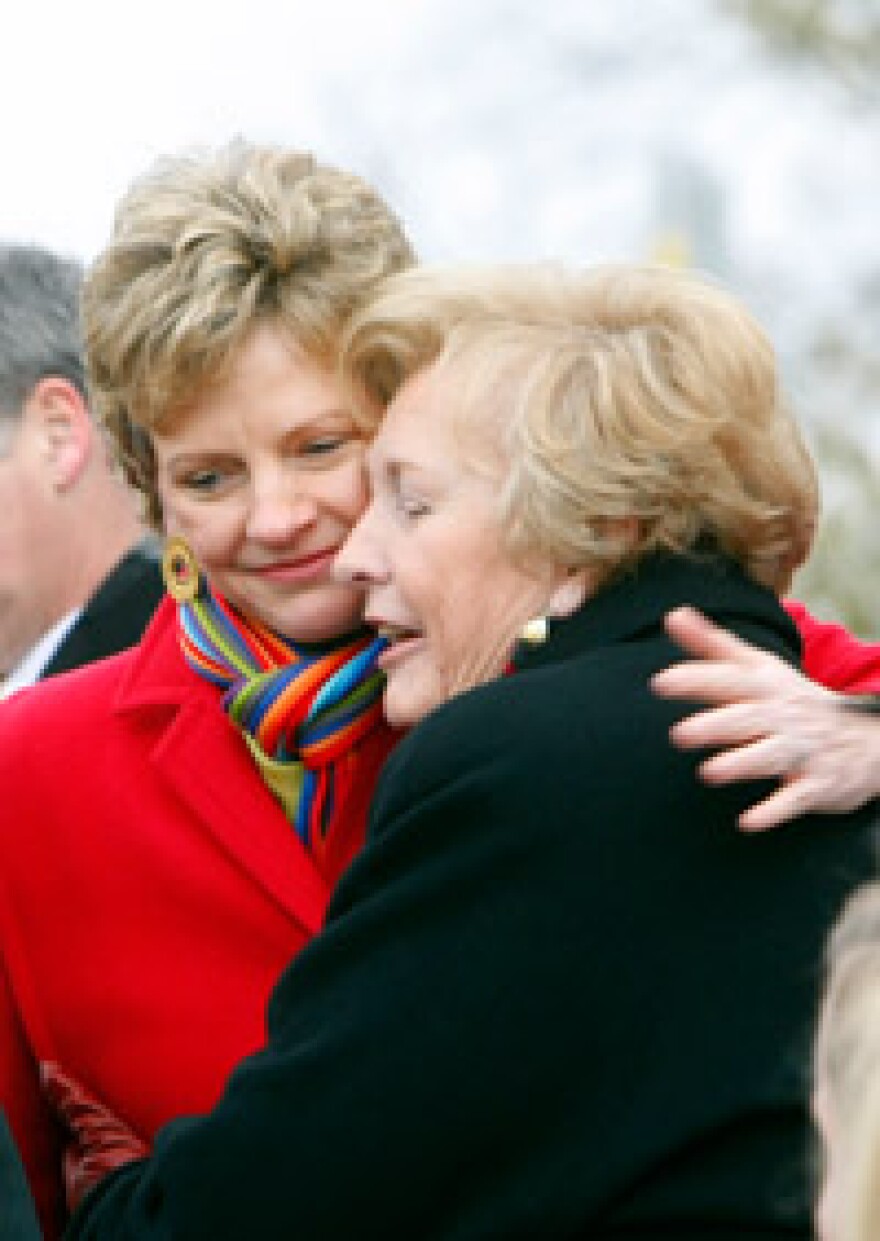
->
xmin=343 ymin=263 xmax=818 ymax=592
xmin=815 ymin=882 xmax=880 ymax=1241
xmin=83 ymin=141 xmax=414 ymax=525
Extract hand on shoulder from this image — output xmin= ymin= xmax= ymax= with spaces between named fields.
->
xmin=651 ymin=607 xmax=880 ymax=830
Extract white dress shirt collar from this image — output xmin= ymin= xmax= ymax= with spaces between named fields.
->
xmin=0 ymin=609 xmax=82 ymax=701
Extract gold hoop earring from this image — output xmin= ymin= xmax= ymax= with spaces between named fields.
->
xmin=162 ymin=536 xmax=201 ymax=604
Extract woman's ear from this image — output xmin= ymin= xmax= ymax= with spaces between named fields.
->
xmin=547 ymin=570 xmax=592 ymax=619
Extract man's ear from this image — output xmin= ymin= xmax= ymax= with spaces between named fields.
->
xmin=25 ymin=378 xmax=92 ymax=490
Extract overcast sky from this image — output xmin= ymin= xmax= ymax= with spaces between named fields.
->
xmin=5 ymin=0 xmax=877 ymax=626
xmin=5 ymin=1 xmax=876 ymax=281
xmin=4 ymin=0 xmax=878 ymax=447
xmin=2 ymin=0 xmax=417 ymax=258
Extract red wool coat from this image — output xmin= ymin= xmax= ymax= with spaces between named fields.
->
xmin=0 ymin=599 xmax=396 ymax=1239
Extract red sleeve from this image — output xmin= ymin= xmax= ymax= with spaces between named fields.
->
xmin=784 ymin=599 xmax=880 ymax=693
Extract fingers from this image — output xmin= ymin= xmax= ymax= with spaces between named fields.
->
xmin=670 ymin=698 xmax=814 ymax=756
xmin=654 ymin=608 xmax=869 ymax=831
xmin=40 ymin=1060 xmax=81 ymax=1119
xmin=662 ymin=607 xmax=765 ymax=666
xmin=650 ymin=660 xmax=759 ymax=709
xmin=737 ymin=777 xmax=823 ymax=833
xmin=654 ymin=610 xmax=807 ymax=710
xmin=695 ymin=732 xmax=803 ymax=785
xmin=41 ymin=1060 xmax=150 ymax=1212
xmin=63 ymin=1147 xmax=94 ymax=1214
xmin=670 ymin=702 xmax=763 ymax=749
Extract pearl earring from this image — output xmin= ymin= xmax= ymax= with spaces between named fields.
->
xmin=519 ymin=616 xmax=548 ymax=646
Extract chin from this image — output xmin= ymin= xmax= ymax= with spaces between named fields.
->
xmin=243 ymin=591 xmax=365 ymax=646
xmin=279 ymin=613 xmax=364 ymax=645
xmin=382 ymin=677 xmax=443 ymax=731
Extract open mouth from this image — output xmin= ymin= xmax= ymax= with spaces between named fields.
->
xmin=376 ymin=623 xmax=422 ymax=644
xmin=374 ymin=623 xmax=424 ymax=666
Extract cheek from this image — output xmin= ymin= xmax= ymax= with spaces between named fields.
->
xmin=162 ymin=501 xmax=237 ymax=568
xmin=437 ymin=556 xmax=525 ymax=653
xmin=0 ymin=513 xmax=21 ymax=560
xmin=330 ymin=460 xmax=371 ymax=526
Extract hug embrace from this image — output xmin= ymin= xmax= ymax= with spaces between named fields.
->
xmin=1 ymin=144 xmax=877 ymax=1240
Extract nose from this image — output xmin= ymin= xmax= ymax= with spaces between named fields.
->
xmin=246 ymin=472 xmax=318 ymax=544
xmin=334 ymin=502 xmax=387 ymax=586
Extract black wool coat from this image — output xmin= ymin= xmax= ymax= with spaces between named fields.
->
xmin=69 ymin=551 xmax=878 ymax=1241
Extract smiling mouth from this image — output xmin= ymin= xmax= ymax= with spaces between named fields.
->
xmin=251 ymin=550 xmax=337 ymax=582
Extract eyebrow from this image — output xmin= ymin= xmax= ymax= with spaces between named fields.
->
xmin=162 ymin=448 xmax=237 ymax=470
xmin=164 ymin=409 xmax=358 ymax=458
xmin=366 ymin=452 xmax=424 ymax=484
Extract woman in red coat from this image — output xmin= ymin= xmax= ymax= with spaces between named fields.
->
xmin=0 ymin=141 xmax=412 ymax=1238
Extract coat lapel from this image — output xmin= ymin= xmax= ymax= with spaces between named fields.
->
xmin=113 ymin=599 xmax=329 ymax=936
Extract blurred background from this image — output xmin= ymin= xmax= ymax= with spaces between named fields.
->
xmin=3 ymin=0 xmax=877 ymax=633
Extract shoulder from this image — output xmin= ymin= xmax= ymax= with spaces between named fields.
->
xmin=366 ymin=576 xmax=801 ymax=851
xmin=0 ymin=598 xmax=192 ymax=748
xmin=95 ymin=546 xmax=164 ymax=604
xmin=368 ymin=635 xmax=684 ymax=840
xmin=0 ymin=601 xmax=180 ymax=761
xmin=0 ymin=649 xmax=136 ymax=785
xmin=0 ymin=645 xmax=135 ymax=720
xmin=74 ymin=547 xmax=164 ymax=644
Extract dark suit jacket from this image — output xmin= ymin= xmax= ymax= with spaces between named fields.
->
xmin=69 ymin=552 xmax=878 ymax=1241
xmin=0 ymin=1112 xmax=40 ymax=1241
xmin=41 ymin=545 xmax=163 ymax=679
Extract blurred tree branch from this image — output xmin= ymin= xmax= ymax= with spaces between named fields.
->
xmin=793 ymin=425 xmax=880 ymax=638
xmin=723 ymin=0 xmax=880 ymax=99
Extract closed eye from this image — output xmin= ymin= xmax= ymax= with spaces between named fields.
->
xmin=397 ymin=494 xmax=431 ymax=520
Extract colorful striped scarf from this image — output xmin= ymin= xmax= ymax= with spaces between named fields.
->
xmin=177 ymin=583 xmax=391 ymax=865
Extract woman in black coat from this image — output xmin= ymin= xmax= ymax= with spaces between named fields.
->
xmin=64 ymin=264 xmax=878 ymax=1239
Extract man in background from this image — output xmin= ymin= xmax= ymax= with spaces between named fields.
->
xmin=0 ymin=244 xmax=162 ymax=700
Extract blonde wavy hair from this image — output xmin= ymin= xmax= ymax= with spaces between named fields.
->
xmin=342 ymin=263 xmax=818 ymax=592
xmin=815 ymin=882 xmax=880 ymax=1241
xmin=83 ymin=141 xmax=414 ymax=525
